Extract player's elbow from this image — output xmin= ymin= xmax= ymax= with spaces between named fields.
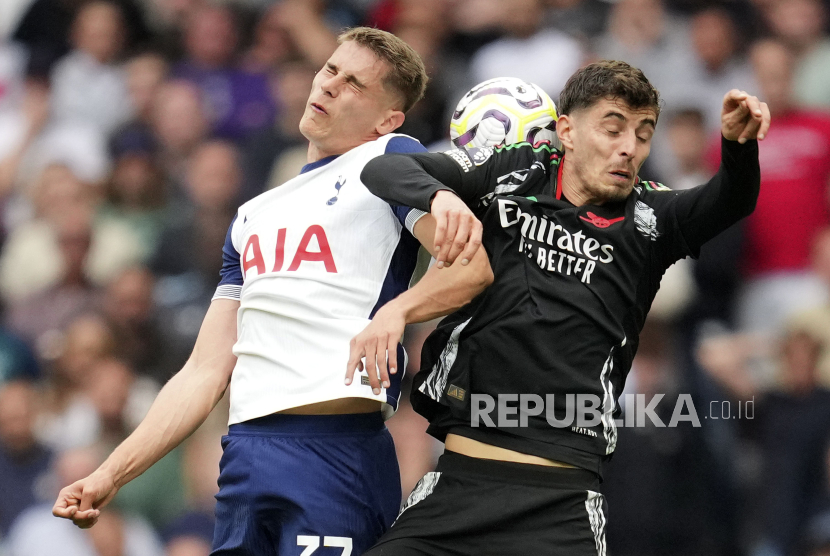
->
xmin=732 ymin=186 xmax=760 ymax=221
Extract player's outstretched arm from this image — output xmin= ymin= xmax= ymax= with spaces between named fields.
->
xmin=346 ymin=214 xmax=493 ymax=392
xmin=362 ymin=150 xmax=500 ymax=268
xmin=52 ymin=298 xmax=239 ymax=529
xmin=671 ymin=90 xmax=769 ymax=254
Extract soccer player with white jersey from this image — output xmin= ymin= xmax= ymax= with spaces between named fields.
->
xmin=52 ymin=28 xmax=491 ymax=555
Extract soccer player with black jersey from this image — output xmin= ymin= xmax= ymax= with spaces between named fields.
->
xmin=347 ymin=61 xmax=770 ymax=555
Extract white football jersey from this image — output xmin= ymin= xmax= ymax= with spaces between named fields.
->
xmin=213 ymin=134 xmax=427 ymax=424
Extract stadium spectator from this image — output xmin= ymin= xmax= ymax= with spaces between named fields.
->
xmin=35 ymin=314 xmax=114 ymax=451
xmin=595 ymin=0 xmax=698 ymax=109
xmin=707 ymin=39 xmax=830 ymax=342
xmin=151 ymin=140 xmax=239 ymax=283
xmin=102 ymin=266 xmax=171 ymax=383
xmin=99 ymin=128 xmax=167 ymax=259
xmin=0 ymin=327 xmax=40 ymax=385
xmin=0 ymin=164 xmax=142 ymax=315
xmin=785 ymin=228 xmax=830 ymax=385
xmin=5 ymin=445 xmax=164 ymax=556
xmin=242 ymin=0 xmax=338 ymax=72
xmin=663 ymin=108 xmax=712 ymax=191
xmin=161 ymin=511 xmax=213 ymax=556
xmin=764 ymin=0 xmax=830 ymax=110
xmin=50 ymin=2 xmax=133 ymax=137
xmin=105 ymin=51 xmax=169 ymax=191
xmin=85 ymin=358 xmax=154 ymax=449
xmin=390 ymin=0 xmax=469 ymax=146
xmin=700 ymin=317 xmax=830 ymax=556
xmin=3 ymin=210 xmax=102 ymax=347
xmin=239 ymin=61 xmax=311 ymax=200
xmin=179 ymin=418 xmax=223 ymax=514
xmin=12 ymin=0 xmax=151 ymax=74
xmin=800 ymin=446 xmax=830 ymax=556
xmin=0 ymin=380 xmax=53 ymax=538
xmin=469 ymin=0 xmax=584 ymax=98
xmin=684 ymin=7 xmax=758 ymax=131
xmin=604 ymin=319 xmax=733 ymax=556
xmin=544 ymin=0 xmax=612 ymax=40
xmin=84 ymin=357 xmax=185 ymax=530
xmin=124 ymin=52 xmax=168 ymax=125
xmin=0 ymin=50 xmax=48 ymax=216
xmin=150 ymin=140 xmax=240 ymax=370
xmin=172 ymin=4 xmax=274 ymax=141
xmin=148 ymin=80 xmax=208 ymax=190
xmin=240 ymin=0 xmax=338 ymax=75
xmin=239 ymin=3 xmax=294 ymax=74
xmin=11 ymin=0 xmax=84 ymax=74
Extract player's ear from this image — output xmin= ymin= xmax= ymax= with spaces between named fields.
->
xmin=377 ymin=110 xmax=405 ymax=135
xmin=557 ymin=114 xmax=575 ymax=151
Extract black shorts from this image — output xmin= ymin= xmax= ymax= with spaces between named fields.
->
xmin=363 ymin=451 xmax=608 ymax=556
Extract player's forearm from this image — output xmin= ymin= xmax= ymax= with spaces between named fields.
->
xmin=678 ymin=137 xmax=760 ymax=248
xmin=361 ymin=153 xmax=459 ymax=211
xmin=96 ymin=299 xmax=238 ymax=487
xmin=718 ymin=136 xmax=761 ymax=214
xmin=384 ymin=246 xmax=493 ymax=324
xmin=98 ymin=358 xmax=230 ymax=487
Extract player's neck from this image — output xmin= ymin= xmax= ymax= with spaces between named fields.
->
xmin=307 ymin=142 xmax=337 ymax=163
xmin=306 ymin=134 xmax=382 ymax=163
xmin=559 ymin=156 xmax=596 ymax=207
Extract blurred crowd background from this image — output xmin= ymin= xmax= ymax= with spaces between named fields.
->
xmin=0 ymin=0 xmax=828 ymax=555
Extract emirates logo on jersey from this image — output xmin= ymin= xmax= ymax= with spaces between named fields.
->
xmin=497 ymin=198 xmax=615 ymax=285
xmin=579 ymin=212 xmax=625 ymax=229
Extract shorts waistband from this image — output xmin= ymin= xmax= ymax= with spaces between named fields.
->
xmin=438 ymin=450 xmax=600 ymax=490
xmin=229 ymin=411 xmax=385 ymax=436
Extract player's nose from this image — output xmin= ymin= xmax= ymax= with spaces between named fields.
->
xmin=617 ymin=130 xmax=637 ymax=159
xmin=320 ymin=75 xmax=341 ymax=98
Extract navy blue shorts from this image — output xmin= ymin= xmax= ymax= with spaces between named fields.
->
xmin=211 ymin=412 xmax=401 ymax=555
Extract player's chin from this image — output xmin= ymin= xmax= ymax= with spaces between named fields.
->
xmin=299 ymin=116 xmax=324 ymax=140
xmin=599 ymin=181 xmax=633 ymax=203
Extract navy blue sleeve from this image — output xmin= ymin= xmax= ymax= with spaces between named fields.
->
xmin=384 ymin=136 xmax=429 ymax=228
xmin=214 ymin=214 xmax=243 ymax=300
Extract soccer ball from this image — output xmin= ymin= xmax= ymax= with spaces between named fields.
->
xmin=449 ymin=77 xmax=560 ymax=149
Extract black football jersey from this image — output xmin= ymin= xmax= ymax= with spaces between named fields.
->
xmin=362 ymin=138 xmax=760 ymax=475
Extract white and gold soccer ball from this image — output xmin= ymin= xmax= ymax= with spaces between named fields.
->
xmin=449 ymin=77 xmax=560 ymax=149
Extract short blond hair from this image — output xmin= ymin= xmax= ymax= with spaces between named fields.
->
xmin=337 ymin=27 xmax=428 ymax=113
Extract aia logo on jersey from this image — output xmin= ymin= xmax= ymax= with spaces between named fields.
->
xmin=580 ymin=212 xmax=624 ymax=229
xmin=241 ymin=225 xmax=337 ymax=278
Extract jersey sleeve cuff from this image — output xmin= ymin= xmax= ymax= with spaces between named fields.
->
xmin=212 ymin=284 xmax=242 ymax=301
xmin=405 ymin=209 xmax=428 ymax=234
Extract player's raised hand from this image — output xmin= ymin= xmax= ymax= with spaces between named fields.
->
xmin=52 ymin=471 xmax=119 ymax=529
xmin=431 ymin=190 xmax=483 ymax=269
xmin=721 ymin=89 xmax=771 ymax=144
xmin=345 ymin=305 xmax=406 ymax=395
